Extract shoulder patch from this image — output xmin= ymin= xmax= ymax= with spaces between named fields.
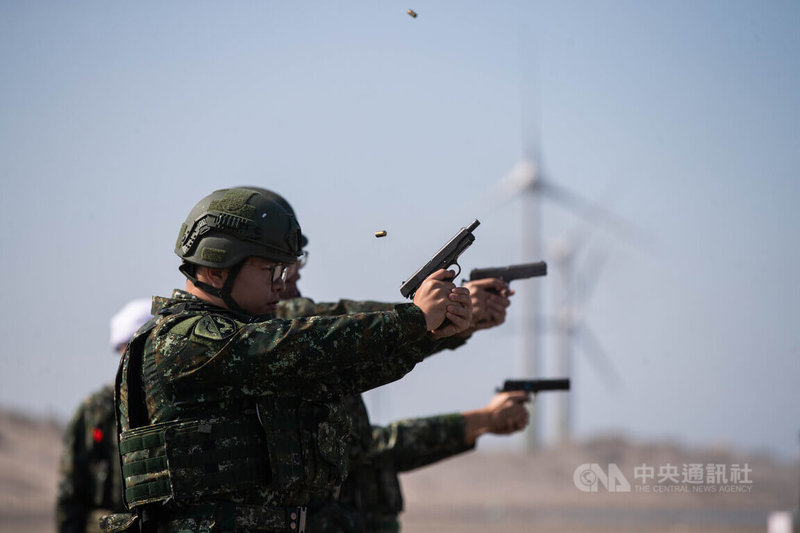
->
xmin=193 ymin=315 xmax=239 ymax=341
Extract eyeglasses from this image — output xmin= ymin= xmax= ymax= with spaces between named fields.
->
xmin=265 ymin=264 xmax=290 ymax=283
xmin=298 ymin=250 xmax=309 ymax=269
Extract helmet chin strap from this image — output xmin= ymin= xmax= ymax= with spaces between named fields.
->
xmin=179 ymin=262 xmax=248 ymax=315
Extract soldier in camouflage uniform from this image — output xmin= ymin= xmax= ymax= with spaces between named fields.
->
xmin=57 ymin=299 xmax=152 ymax=533
xmin=266 ymin=191 xmax=529 ymax=532
xmin=103 ymin=187 xmax=472 ymax=533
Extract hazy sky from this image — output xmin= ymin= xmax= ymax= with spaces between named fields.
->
xmin=1 ymin=1 xmax=798 ymax=459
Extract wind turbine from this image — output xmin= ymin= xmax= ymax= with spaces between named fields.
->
xmin=478 ymin=123 xmax=646 ymax=450
xmin=471 ymin=39 xmax=649 ymax=449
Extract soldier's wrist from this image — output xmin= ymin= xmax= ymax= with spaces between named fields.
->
xmin=461 ymin=408 xmax=490 ymax=445
xmin=393 ymin=303 xmax=430 ymax=342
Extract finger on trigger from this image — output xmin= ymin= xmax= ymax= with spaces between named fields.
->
xmin=430 ymin=269 xmax=455 ymax=281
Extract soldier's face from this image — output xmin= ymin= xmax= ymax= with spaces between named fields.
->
xmin=230 ymin=257 xmax=287 ymax=315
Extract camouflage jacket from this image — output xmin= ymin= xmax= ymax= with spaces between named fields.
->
xmin=57 ymin=384 xmax=125 ymax=533
xmin=114 ymin=290 xmax=432 ymax=531
xmin=277 ymin=298 xmax=474 ymax=532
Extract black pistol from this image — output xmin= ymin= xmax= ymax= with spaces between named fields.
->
xmin=400 ymin=219 xmax=480 ymax=299
xmin=469 ymin=261 xmax=548 ymax=285
xmin=496 ymin=378 xmax=571 ymax=394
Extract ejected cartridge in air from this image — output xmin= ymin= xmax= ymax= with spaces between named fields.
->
xmin=407 ymin=9 xmax=417 ymax=18
xmin=375 ymin=230 xmax=387 ymax=238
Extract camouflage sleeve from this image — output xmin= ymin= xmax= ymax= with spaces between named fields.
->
xmin=367 ymin=413 xmax=475 ymax=473
xmin=413 ymin=334 xmax=469 ymax=359
xmin=153 ymin=303 xmax=430 ymax=401
xmin=56 ymin=404 xmax=90 ymax=533
xmin=296 ymin=299 xmax=472 ymax=357
xmin=277 ymin=298 xmax=469 ymax=358
xmin=275 ymin=298 xmax=472 ymax=389
xmin=276 ymin=297 xmax=395 ymax=318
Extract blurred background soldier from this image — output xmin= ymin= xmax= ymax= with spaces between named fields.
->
xmin=105 ymin=187 xmax=471 ymax=533
xmin=333 ymin=389 xmax=529 ymax=532
xmin=56 ymin=299 xmax=152 ymax=533
xmin=341 ymin=280 xmax=530 ymax=533
xmin=261 ymin=187 xmax=530 ymax=532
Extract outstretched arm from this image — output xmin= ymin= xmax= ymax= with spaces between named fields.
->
xmin=366 ymin=391 xmax=531 ymax=473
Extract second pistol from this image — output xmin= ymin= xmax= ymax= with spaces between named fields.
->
xmin=469 ymin=261 xmax=548 ymax=287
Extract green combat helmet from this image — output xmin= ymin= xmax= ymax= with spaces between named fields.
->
xmin=175 ymin=187 xmax=302 ymax=312
xmin=237 ymin=186 xmax=309 ymax=248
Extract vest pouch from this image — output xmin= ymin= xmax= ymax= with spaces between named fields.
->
xmin=254 ymin=397 xmax=351 ymax=491
xmin=120 ymin=417 xmax=270 ymax=507
xmin=163 ymin=417 xmax=270 ymax=503
xmin=255 ymin=397 xmax=304 ymax=486
xmin=120 ymin=420 xmax=178 ymax=507
xmin=298 ymin=401 xmax=351 ymax=489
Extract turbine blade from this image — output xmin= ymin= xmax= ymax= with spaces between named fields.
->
xmin=576 ymin=249 xmax=608 ymax=306
xmin=461 ymin=159 xmax=537 ymax=215
xmin=576 ymin=324 xmax=624 ymax=392
xmin=540 ymin=180 xmax=651 ymax=251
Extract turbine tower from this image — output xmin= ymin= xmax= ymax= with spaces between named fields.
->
xmin=489 ymin=156 xmax=589 ymax=449
xmin=516 ymin=160 xmax=544 ymax=450
xmin=549 ymin=229 xmax=622 ymax=445
xmin=479 ymin=38 xmax=647 ymax=449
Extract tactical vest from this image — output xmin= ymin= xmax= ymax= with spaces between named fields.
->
xmin=118 ymin=399 xmax=349 ymax=508
xmin=115 ymin=301 xmax=350 ymax=524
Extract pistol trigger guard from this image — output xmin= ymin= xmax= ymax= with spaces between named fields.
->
xmin=451 ymin=262 xmax=462 ymax=280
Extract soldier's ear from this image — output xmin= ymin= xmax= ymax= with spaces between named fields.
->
xmin=198 ymin=266 xmax=228 ymax=290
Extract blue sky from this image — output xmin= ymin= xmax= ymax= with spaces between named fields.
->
xmin=1 ymin=1 xmax=799 ymax=459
